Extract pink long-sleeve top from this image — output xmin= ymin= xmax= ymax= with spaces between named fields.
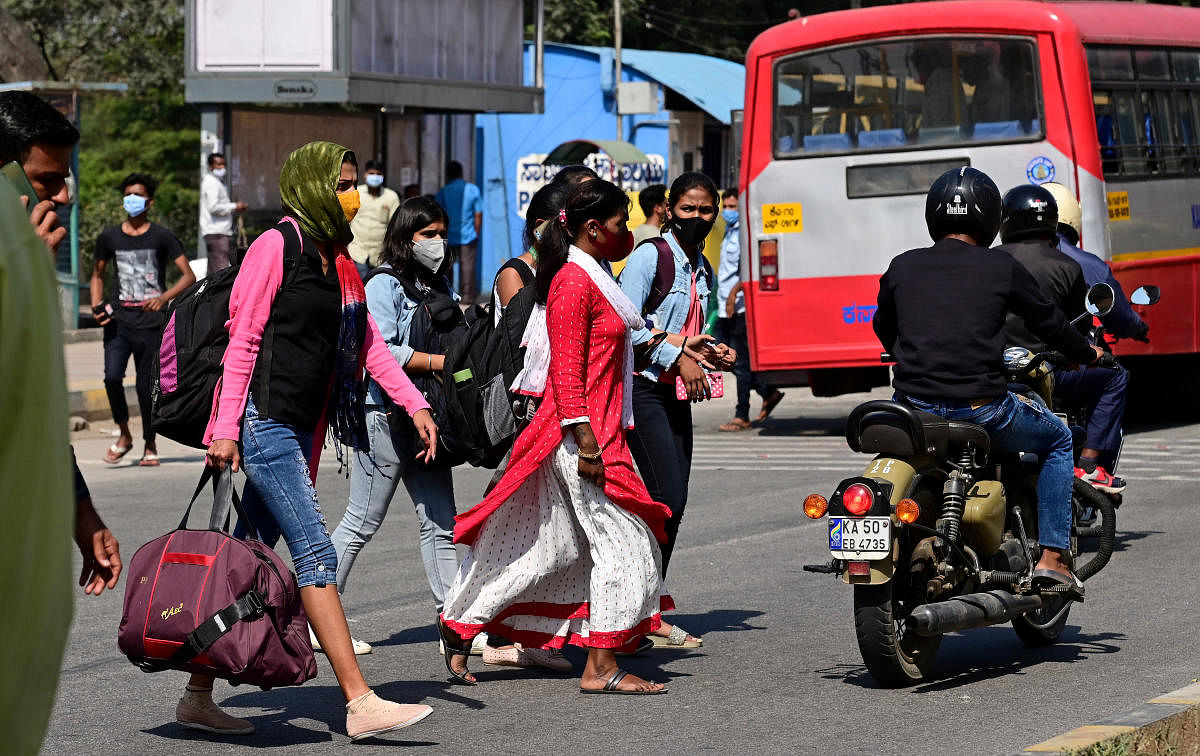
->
xmin=203 ymin=219 xmax=429 ymax=446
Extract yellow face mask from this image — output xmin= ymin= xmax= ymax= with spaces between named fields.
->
xmin=338 ymin=188 xmax=361 ymax=223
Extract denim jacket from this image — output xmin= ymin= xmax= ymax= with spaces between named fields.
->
xmin=363 ymin=264 xmax=458 ymax=406
xmin=619 ymin=229 xmax=711 ymax=381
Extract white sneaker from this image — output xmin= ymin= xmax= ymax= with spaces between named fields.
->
xmin=470 ymin=632 xmax=489 ymax=656
xmin=310 ymin=625 xmax=372 ymax=655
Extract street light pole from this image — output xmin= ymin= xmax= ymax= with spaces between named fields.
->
xmin=614 ymin=0 xmax=622 ymax=142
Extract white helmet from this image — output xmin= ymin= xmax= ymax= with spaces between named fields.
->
xmin=1042 ymin=182 xmax=1082 ymax=245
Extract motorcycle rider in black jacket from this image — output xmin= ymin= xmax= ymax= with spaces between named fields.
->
xmin=996 ymin=184 xmax=1129 ymax=494
xmin=873 ymin=167 xmax=1104 ymax=599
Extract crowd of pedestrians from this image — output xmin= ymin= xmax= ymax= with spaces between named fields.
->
xmin=5 ymin=83 xmax=770 ymax=745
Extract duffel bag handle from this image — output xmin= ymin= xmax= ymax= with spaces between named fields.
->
xmin=179 ymin=467 xmax=259 ymax=540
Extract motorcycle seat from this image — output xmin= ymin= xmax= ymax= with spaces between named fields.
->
xmin=847 ymin=400 xmax=991 ymax=460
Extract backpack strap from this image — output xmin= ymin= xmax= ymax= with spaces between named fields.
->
xmin=364 ymin=266 xmax=425 ymax=304
xmin=641 ymin=237 xmax=676 ymax=316
xmin=254 ymin=220 xmax=304 ymax=414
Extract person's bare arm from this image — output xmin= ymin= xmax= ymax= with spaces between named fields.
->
xmin=75 ymin=497 xmax=121 ymax=595
xmin=474 ymin=212 xmax=482 ymax=235
xmin=494 ymin=266 xmax=526 ymax=308
xmin=144 ymin=255 xmax=196 ymax=312
xmin=89 ymin=257 xmax=112 ymax=325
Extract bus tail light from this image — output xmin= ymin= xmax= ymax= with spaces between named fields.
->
xmin=758 ymin=240 xmax=779 ymax=291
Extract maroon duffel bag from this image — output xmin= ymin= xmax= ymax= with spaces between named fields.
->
xmin=118 ymin=468 xmax=317 ymax=688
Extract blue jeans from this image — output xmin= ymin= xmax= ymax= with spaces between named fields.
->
xmin=713 ymin=314 xmax=774 ymax=421
xmin=235 ymin=396 xmax=338 ymax=588
xmin=903 ymin=392 xmax=1074 ymax=550
xmin=332 ymin=407 xmax=459 ymax=611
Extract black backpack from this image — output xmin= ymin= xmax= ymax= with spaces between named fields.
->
xmin=151 ymin=221 xmax=302 ymax=448
xmin=363 ymin=267 xmax=473 ymax=467
xmin=480 ymin=259 xmax=539 ymax=429
xmin=439 ymin=302 xmax=512 ymax=468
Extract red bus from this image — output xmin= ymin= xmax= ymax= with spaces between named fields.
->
xmin=740 ymin=1 xmax=1200 ymax=406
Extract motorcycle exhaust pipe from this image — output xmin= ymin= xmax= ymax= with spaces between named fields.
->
xmin=906 ymin=590 xmax=1045 ymax=637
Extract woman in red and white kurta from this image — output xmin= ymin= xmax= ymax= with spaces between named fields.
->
xmin=441 ymin=180 xmax=704 ymax=694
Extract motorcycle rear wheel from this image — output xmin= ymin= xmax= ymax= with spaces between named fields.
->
xmin=853 ymin=582 xmax=940 ymax=686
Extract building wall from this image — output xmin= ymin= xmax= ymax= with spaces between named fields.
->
xmin=474 ymin=45 xmax=675 ymax=294
xmin=230 ymin=109 xmax=376 ymax=209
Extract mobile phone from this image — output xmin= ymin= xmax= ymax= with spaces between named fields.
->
xmin=1 ymin=161 xmax=38 ymax=216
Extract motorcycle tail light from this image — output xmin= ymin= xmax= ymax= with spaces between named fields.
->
xmin=758 ymin=240 xmax=779 ymax=291
xmin=895 ymin=498 xmax=920 ymax=524
xmin=843 ymin=483 xmax=874 ymax=516
xmin=848 ymin=561 xmax=870 ymax=576
xmin=803 ymin=494 xmax=828 ymax=519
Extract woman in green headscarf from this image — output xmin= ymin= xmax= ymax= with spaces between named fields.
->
xmin=196 ymin=141 xmax=438 ymax=742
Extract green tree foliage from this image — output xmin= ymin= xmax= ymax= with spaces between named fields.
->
xmin=1 ymin=0 xmax=198 ymax=278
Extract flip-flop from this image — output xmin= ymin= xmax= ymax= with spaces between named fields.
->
xmin=580 ymin=669 xmax=667 ymax=695
xmin=755 ymin=391 xmax=786 ymax=423
xmin=1031 ymin=568 xmax=1085 ymax=602
xmin=104 ymin=443 xmax=132 ymax=464
xmin=718 ymin=418 xmax=752 ymax=432
xmin=649 ymin=624 xmax=703 ymax=648
xmin=139 ymin=453 xmax=161 ymax=467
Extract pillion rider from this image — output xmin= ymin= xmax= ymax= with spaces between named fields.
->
xmin=996 ymin=183 xmax=1130 ymax=494
xmin=872 ymin=166 xmax=1104 ymax=599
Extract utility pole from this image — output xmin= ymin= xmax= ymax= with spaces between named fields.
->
xmin=614 ymin=0 xmax=623 ymax=142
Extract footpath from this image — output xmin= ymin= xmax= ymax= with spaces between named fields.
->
xmin=62 ymin=329 xmax=136 ymax=422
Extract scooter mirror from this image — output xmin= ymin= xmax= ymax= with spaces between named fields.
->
xmin=1131 ymin=285 xmax=1161 ymax=306
xmin=1085 ymin=282 xmax=1115 ymax=318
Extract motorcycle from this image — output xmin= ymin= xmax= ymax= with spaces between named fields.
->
xmin=802 ymin=283 xmax=1157 ymax=686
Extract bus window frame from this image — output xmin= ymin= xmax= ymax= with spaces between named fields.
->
xmin=769 ymin=33 xmax=1046 ymax=161
xmin=1088 ymin=44 xmax=1200 ymax=180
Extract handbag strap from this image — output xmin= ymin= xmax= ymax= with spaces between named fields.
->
xmin=179 ymin=467 xmax=259 ymax=540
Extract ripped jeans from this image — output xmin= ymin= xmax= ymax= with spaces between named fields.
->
xmin=235 ymin=395 xmax=338 ymax=588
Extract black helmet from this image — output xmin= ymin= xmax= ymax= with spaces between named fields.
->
xmin=925 ymin=166 xmax=1002 ymax=246
xmin=999 ymin=184 xmax=1059 ymax=243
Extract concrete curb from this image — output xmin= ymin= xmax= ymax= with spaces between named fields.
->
xmin=62 ymin=328 xmax=104 ymax=344
xmin=1017 ymin=681 xmax=1200 ymax=754
xmin=68 ymin=385 xmax=137 ymax=422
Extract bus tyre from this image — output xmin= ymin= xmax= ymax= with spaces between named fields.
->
xmin=853 ymin=582 xmax=940 ymax=686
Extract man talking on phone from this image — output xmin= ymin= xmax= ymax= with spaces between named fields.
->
xmin=0 ymin=90 xmax=123 ymax=752
xmin=0 ymin=91 xmax=76 ymax=251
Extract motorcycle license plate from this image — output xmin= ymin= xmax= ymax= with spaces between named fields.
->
xmin=828 ymin=517 xmax=891 ymax=559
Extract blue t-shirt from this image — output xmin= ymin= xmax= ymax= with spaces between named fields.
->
xmin=435 ymin=179 xmax=483 ymax=246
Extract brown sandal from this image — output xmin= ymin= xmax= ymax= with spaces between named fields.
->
xmin=755 ymin=391 xmax=786 ymax=423
xmin=718 ymin=418 xmax=751 ymax=432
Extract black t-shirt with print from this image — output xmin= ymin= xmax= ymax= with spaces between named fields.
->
xmin=94 ymin=222 xmax=186 ymax=329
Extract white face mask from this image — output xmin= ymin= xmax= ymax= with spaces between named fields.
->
xmin=211 ymin=167 xmax=227 ymax=179
xmin=412 ymin=238 xmax=446 ymax=274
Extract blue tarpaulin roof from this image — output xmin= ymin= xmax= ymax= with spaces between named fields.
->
xmin=554 ymin=44 xmax=745 ymax=125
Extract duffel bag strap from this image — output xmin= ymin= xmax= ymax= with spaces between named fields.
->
xmin=166 ymin=590 xmax=269 ymax=666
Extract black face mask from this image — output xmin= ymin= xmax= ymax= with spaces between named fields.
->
xmin=670 ymin=216 xmax=715 ymax=247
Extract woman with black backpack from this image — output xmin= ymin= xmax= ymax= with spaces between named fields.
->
xmin=329 ymin=195 xmax=480 ymax=653
xmin=201 ymin=142 xmax=436 ymax=741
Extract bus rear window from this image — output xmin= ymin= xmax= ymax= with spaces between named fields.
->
xmin=774 ymin=37 xmax=1041 ymax=157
